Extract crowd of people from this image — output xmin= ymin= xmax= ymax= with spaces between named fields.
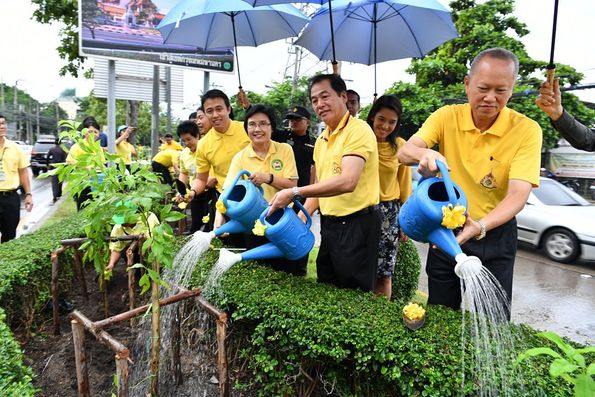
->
xmin=1 ymin=46 xmax=593 ymax=312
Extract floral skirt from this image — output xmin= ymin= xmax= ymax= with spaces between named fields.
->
xmin=377 ymin=199 xmax=401 ymax=278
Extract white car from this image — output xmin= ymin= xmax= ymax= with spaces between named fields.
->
xmin=517 ymin=177 xmax=595 ymax=263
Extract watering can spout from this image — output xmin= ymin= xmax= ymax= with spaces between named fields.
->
xmin=454 ymin=253 xmax=482 ymax=279
xmin=427 ymin=228 xmax=463 ymax=258
xmin=240 ymin=243 xmax=284 ymax=261
xmin=214 ymin=220 xmax=247 ymax=237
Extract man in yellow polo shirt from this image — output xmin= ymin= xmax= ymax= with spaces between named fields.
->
xmin=188 ymin=89 xmax=249 ymax=203
xmin=398 ymin=48 xmax=542 ymax=317
xmin=269 ymin=74 xmax=380 ymax=292
xmin=159 ymin=133 xmax=183 ymax=151
xmin=0 ymin=114 xmax=33 ymax=243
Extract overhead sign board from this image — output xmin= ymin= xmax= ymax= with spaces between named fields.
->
xmin=93 ymin=58 xmax=184 ymax=103
xmin=79 ymin=0 xmax=234 ymax=73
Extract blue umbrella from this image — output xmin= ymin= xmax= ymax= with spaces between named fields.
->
xmin=157 ymin=0 xmax=309 ymax=97
xmin=295 ymin=0 xmax=459 ymax=98
xmin=241 ymin=1 xmax=341 ymax=73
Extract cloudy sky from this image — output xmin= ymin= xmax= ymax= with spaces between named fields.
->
xmin=1 ymin=0 xmax=594 ymax=119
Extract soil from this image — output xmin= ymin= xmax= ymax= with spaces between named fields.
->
xmin=22 ymin=263 xmax=136 ymax=396
xmin=20 ymin=257 xmax=224 ymax=397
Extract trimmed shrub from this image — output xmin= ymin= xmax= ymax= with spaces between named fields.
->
xmin=0 ymin=308 xmax=35 ymax=396
xmin=184 ymin=237 xmax=578 ymax=396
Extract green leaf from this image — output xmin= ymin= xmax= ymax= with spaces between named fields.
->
xmin=537 ymin=331 xmax=577 ymax=360
xmin=517 ymin=347 xmax=562 ymax=363
xmin=549 ymin=358 xmax=578 ymax=378
xmin=587 ymin=363 xmax=595 ymax=376
xmin=573 ymin=374 xmax=595 ymax=397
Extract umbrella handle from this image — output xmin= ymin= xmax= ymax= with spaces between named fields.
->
xmin=546 ymin=66 xmax=556 ymax=87
xmin=238 ymin=87 xmax=250 ymax=110
xmin=332 ymin=62 xmax=340 ymax=76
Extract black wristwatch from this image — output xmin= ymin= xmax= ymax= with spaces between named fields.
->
xmin=291 ymin=186 xmax=303 ymax=202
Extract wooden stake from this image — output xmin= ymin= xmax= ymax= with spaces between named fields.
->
xmin=126 ymin=241 xmax=138 ymax=327
xmin=71 ymin=319 xmax=90 ymax=397
xmin=216 ymin=315 xmax=229 ymax=397
xmin=150 ymin=260 xmax=160 ymax=396
xmin=51 ymin=250 xmax=62 ymax=335
xmin=73 ymin=247 xmax=88 ymax=301
xmin=100 ymin=273 xmax=109 ymax=318
xmin=115 ymin=352 xmax=129 ymax=397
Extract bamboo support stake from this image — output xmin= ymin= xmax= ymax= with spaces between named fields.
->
xmin=70 ymin=311 xmax=130 ymax=359
xmin=171 ymin=306 xmax=183 ymax=385
xmin=150 ymin=260 xmax=161 ymax=396
xmin=51 ymin=250 xmax=63 ymax=335
xmin=71 ymin=319 xmax=90 ymax=397
xmin=126 ymin=241 xmax=139 ymax=326
xmin=216 ymin=314 xmax=229 ymax=397
xmin=115 ymin=352 xmax=129 ymax=397
xmin=92 ymin=288 xmax=202 ymax=330
xmin=73 ymin=247 xmax=88 ymax=301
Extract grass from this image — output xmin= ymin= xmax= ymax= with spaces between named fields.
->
xmin=41 ymin=198 xmax=77 ymax=227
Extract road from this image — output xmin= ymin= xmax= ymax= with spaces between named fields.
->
xmin=16 ymin=172 xmax=59 ymax=237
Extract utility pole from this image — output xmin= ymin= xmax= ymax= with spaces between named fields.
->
xmin=13 ymin=82 xmax=18 ymax=135
xmin=0 ymin=80 xmax=5 ymax=112
xmin=55 ymin=102 xmax=60 ymax=134
xmin=36 ymin=104 xmax=40 ymax=138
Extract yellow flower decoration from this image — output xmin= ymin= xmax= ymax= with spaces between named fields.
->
xmin=178 ymin=202 xmax=187 ymax=210
xmin=403 ymin=302 xmax=426 ymax=321
xmin=202 ymin=215 xmax=210 ymax=224
xmin=252 ymin=219 xmax=267 ymax=236
xmin=215 ymin=199 xmax=227 ymax=214
xmin=441 ymin=204 xmax=467 ymax=229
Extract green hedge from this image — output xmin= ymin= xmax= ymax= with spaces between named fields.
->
xmin=0 ymin=214 xmax=86 ymax=327
xmin=184 ymin=238 xmax=579 ymax=396
xmin=0 ymin=308 xmax=36 ymax=396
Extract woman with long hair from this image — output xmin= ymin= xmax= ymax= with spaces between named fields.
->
xmin=366 ymin=95 xmax=412 ymax=299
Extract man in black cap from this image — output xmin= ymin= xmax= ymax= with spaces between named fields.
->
xmin=273 ymin=106 xmax=315 ymax=190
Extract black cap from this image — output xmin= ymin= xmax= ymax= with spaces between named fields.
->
xmin=285 ymin=106 xmax=311 ymax=120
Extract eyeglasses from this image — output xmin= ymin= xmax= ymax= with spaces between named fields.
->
xmin=247 ymin=121 xmax=271 ymax=130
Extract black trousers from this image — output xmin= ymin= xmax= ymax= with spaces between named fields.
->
xmin=426 ymin=218 xmax=517 ymax=318
xmin=189 ymin=189 xmax=217 ymax=233
xmin=151 ymin=161 xmax=173 ymax=186
xmin=317 ymin=207 xmax=380 ymax=292
xmin=75 ymin=187 xmax=92 ymax=211
xmin=51 ymin=175 xmax=62 ymax=200
xmin=0 ymin=191 xmax=20 ymax=243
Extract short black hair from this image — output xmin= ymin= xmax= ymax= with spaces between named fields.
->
xmin=243 ymin=104 xmax=277 ymax=134
xmin=164 ymin=133 xmax=173 ymax=138
xmin=177 ymin=120 xmax=199 ymax=138
xmin=308 ymin=73 xmax=347 ymax=98
xmin=0 ymin=114 xmax=5 ymax=121
xmin=366 ymin=94 xmax=403 ymax=151
xmin=189 ymin=111 xmax=197 ymax=120
xmin=79 ymin=116 xmax=100 ymax=131
xmin=346 ymin=89 xmax=360 ymax=103
xmin=200 ymin=89 xmax=234 ymax=119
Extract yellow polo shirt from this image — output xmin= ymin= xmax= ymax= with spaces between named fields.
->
xmin=115 ymin=141 xmax=136 ymax=165
xmin=0 ymin=140 xmax=29 ymax=191
xmin=66 ymin=141 xmax=106 ymax=164
xmin=159 ymin=141 xmax=183 ymax=151
xmin=152 ymin=149 xmax=180 ymax=167
xmin=109 ymin=212 xmax=160 ymax=252
xmin=378 ymin=138 xmax=412 ymax=203
xmin=414 ymin=104 xmax=542 ymax=219
xmin=225 ymin=141 xmax=298 ymax=201
xmin=314 ymin=112 xmax=379 ymax=216
xmin=196 ymin=121 xmax=250 ymax=192
xmin=179 ymin=147 xmax=197 ymax=180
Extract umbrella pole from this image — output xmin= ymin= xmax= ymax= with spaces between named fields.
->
xmin=546 ymin=0 xmax=559 ymax=86
xmin=230 ymin=13 xmax=250 ymax=109
xmin=328 ymin=0 xmax=339 ymax=75
xmin=373 ymin=8 xmax=378 ymax=103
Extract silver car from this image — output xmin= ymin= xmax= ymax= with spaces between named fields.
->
xmin=517 ymin=177 xmax=595 ymax=263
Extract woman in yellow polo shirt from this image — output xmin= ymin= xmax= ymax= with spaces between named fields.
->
xmin=222 ymin=104 xmax=305 ymax=276
xmin=366 ymin=95 xmax=412 ymax=299
xmin=115 ymin=125 xmax=137 ymax=171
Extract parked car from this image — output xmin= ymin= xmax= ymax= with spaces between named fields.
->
xmin=517 ymin=177 xmax=595 ymax=263
xmin=13 ymin=140 xmax=33 ymax=160
xmin=30 ymin=136 xmax=57 ymax=176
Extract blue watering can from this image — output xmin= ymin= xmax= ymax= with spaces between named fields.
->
xmin=399 ymin=161 xmax=482 ymax=279
xmin=213 ymin=170 xmax=269 ymax=237
xmin=240 ymin=201 xmax=315 ymax=261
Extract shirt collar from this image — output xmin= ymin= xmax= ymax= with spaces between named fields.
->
xmin=247 ymin=141 xmax=277 ymax=159
xmin=462 ymin=104 xmax=509 ymax=136
xmin=321 ymin=111 xmax=350 ymax=141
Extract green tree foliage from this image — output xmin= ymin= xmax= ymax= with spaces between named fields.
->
xmin=390 ymin=0 xmax=595 ymax=149
xmin=31 ymin=0 xmax=83 ymax=77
